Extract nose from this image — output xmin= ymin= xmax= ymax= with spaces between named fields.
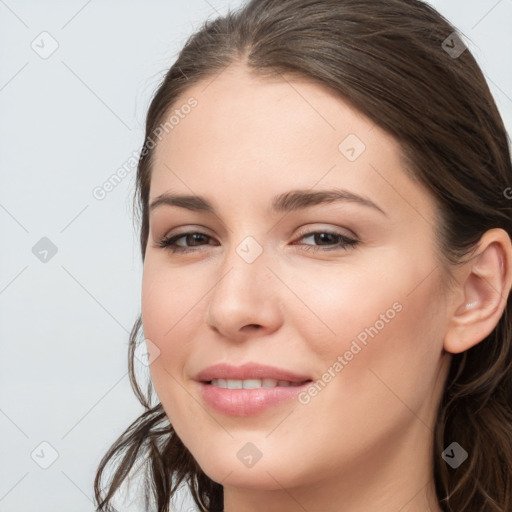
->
xmin=204 ymin=242 xmax=283 ymax=342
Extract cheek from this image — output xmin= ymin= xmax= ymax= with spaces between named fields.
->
xmin=141 ymin=257 xmax=208 ymax=340
xmin=141 ymin=263 xmax=203 ymax=402
xmin=281 ymin=261 xmax=404 ymax=359
xmin=307 ymin=265 xmax=444 ymax=432
xmin=291 ymin=254 xmax=444 ymax=392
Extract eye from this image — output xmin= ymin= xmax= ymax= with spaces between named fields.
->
xmin=294 ymin=230 xmax=359 ymax=252
xmin=155 ymin=229 xmax=359 ymax=254
xmin=156 ymin=231 xmax=217 ymax=253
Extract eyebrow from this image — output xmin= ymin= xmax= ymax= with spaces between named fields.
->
xmin=149 ymin=188 xmax=387 ymax=216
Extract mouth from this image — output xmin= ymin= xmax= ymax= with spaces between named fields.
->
xmin=194 ymin=362 xmax=314 ymax=416
xmin=206 ymin=378 xmax=312 ymax=389
xmin=194 ymin=361 xmax=312 ymax=383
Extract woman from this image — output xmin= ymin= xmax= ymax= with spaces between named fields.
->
xmin=94 ymin=0 xmax=512 ymax=510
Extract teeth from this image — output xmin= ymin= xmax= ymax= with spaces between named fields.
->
xmin=210 ymin=378 xmax=303 ymax=389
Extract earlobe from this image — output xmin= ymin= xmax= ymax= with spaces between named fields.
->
xmin=444 ymin=228 xmax=512 ymax=354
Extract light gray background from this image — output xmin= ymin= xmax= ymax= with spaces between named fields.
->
xmin=1 ymin=1 xmax=511 ymax=511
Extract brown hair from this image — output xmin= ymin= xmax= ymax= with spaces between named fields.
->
xmin=94 ymin=1 xmax=512 ymax=510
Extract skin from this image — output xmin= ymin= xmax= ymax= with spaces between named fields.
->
xmin=141 ymin=62 xmax=512 ymax=512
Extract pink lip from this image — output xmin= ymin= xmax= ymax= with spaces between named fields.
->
xmin=194 ymin=362 xmax=313 ymax=416
xmin=194 ymin=362 xmax=311 ymax=383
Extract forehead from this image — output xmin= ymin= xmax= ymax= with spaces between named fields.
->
xmin=149 ymin=63 xmax=437 ymax=225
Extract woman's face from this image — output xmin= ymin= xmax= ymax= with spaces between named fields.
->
xmin=142 ymin=64 xmax=453 ymax=498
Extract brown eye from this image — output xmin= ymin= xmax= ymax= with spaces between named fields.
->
xmin=157 ymin=232 xmax=216 ymax=253
xmin=294 ymin=230 xmax=358 ymax=252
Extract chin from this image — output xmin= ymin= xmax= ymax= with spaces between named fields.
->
xmin=200 ymin=456 xmax=302 ymax=491
xmin=179 ymin=434 xmax=309 ymax=490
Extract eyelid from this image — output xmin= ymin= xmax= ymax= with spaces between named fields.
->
xmin=155 ymin=224 xmax=360 ymax=255
xmin=293 ymin=223 xmax=357 ymax=240
xmin=156 ymin=223 xmax=356 ymax=243
xmin=155 ymin=224 xmax=213 ymax=240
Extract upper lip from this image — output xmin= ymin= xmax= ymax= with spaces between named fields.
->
xmin=194 ymin=362 xmax=312 ymax=383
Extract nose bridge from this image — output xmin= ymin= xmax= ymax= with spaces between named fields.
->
xmin=213 ymin=234 xmax=270 ymax=303
xmin=205 ymin=233 xmax=282 ymax=335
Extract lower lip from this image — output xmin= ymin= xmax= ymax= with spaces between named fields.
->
xmin=198 ymin=381 xmax=312 ymax=416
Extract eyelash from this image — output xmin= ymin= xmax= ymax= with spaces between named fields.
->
xmin=156 ymin=229 xmax=359 ymax=254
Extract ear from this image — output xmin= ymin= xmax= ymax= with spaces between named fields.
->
xmin=444 ymin=228 xmax=512 ymax=354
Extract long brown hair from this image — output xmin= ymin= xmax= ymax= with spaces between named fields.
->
xmin=94 ymin=1 xmax=512 ymax=510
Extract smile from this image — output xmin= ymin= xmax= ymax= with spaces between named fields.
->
xmin=209 ymin=378 xmax=309 ymax=389
xmin=199 ymin=380 xmax=313 ymax=416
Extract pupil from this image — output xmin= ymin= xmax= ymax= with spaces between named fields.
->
xmin=189 ymin=234 xmax=205 ymax=245
xmin=316 ymin=233 xmax=334 ymax=245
